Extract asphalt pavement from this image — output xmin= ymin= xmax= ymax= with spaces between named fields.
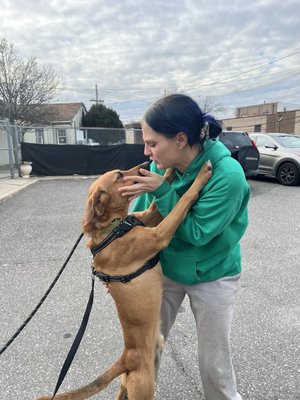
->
xmin=0 ymin=176 xmax=299 ymax=400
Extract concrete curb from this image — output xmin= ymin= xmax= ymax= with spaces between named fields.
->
xmin=0 ymin=175 xmax=99 ymax=203
xmin=0 ymin=178 xmax=39 ymax=202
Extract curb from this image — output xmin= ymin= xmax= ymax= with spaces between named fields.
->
xmin=0 ymin=175 xmax=99 ymax=203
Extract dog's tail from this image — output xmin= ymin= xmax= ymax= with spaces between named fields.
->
xmin=36 ymin=359 xmax=127 ymax=400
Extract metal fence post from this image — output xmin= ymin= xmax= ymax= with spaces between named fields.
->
xmin=6 ymin=120 xmax=15 ymax=179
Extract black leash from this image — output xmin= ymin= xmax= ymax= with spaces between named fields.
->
xmin=0 ymin=232 xmax=84 ymax=356
xmin=51 ymin=274 xmax=95 ymax=399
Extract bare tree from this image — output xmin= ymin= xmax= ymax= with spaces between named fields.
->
xmin=0 ymin=38 xmax=63 ymax=166
xmin=198 ymin=96 xmax=225 ymax=114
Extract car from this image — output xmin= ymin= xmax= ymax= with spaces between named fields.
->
xmin=218 ymin=131 xmax=260 ymax=176
xmin=249 ymin=133 xmax=300 ymax=186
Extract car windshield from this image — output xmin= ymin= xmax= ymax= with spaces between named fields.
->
xmin=275 ymin=135 xmax=300 ymax=148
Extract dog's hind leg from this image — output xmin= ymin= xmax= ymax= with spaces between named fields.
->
xmin=125 ymin=369 xmax=155 ymax=400
xmin=36 ymin=358 xmax=127 ymax=400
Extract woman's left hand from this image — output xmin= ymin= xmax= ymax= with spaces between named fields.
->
xmin=118 ymin=168 xmax=164 ymax=201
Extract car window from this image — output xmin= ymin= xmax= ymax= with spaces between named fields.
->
xmin=219 ymin=132 xmax=251 ymax=147
xmin=275 ymin=135 xmax=300 ymax=148
xmin=256 ymin=136 xmax=275 ymax=148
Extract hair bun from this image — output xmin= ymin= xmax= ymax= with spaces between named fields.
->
xmin=203 ymin=114 xmax=222 ymax=139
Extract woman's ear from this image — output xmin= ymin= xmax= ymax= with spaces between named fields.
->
xmin=176 ymin=132 xmax=188 ymax=149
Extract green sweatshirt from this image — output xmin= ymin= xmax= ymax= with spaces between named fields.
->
xmin=132 ymin=139 xmax=250 ymax=285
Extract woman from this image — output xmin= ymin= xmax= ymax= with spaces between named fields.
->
xmin=119 ymin=94 xmax=249 ymax=400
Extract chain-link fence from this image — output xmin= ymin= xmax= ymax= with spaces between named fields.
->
xmin=0 ymin=122 xmax=144 ymax=178
xmin=20 ymin=125 xmax=143 ymax=146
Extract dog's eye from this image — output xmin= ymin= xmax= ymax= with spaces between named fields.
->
xmin=117 ymin=171 xmax=124 ymax=179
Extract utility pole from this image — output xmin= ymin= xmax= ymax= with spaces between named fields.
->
xmin=90 ymin=84 xmax=104 ymax=105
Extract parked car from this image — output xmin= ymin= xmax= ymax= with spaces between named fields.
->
xmin=218 ymin=131 xmax=260 ymax=176
xmin=249 ymin=133 xmax=300 ymax=186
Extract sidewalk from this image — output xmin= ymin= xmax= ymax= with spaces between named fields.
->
xmin=0 ymin=177 xmax=39 ymax=202
xmin=0 ymin=175 xmax=99 ymax=202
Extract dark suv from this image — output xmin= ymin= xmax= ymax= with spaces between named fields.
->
xmin=218 ymin=131 xmax=260 ymax=175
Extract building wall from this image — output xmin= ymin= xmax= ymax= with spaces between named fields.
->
xmin=276 ymin=110 xmax=296 ymax=133
xmin=223 ymin=108 xmax=299 ymax=134
xmin=24 ymin=127 xmax=77 ymax=144
xmin=295 ymin=110 xmax=300 ymax=134
xmin=236 ymin=102 xmax=278 ymax=118
xmin=72 ymin=106 xmax=85 ymax=127
xmin=222 ymin=115 xmax=268 ymax=133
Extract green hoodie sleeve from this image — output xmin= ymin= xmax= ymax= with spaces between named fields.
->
xmin=131 ymin=192 xmax=153 ymax=212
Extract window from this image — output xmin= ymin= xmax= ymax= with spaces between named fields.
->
xmin=256 ymin=136 xmax=275 ymax=148
xmin=226 ymin=127 xmax=232 ymax=131
xmin=35 ymin=128 xmax=44 ymax=144
xmin=57 ymin=129 xmax=67 ymax=144
xmin=254 ymin=124 xmax=262 ymax=132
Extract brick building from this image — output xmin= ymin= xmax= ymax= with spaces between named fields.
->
xmin=222 ymin=102 xmax=300 ymax=134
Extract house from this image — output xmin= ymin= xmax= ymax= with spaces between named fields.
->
xmin=222 ymin=102 xmax=300 ymax=134
xmin=124 ymin=121 xmax=143 ymax=144
xmin=24 ymin=102 xmax=87 ymax=144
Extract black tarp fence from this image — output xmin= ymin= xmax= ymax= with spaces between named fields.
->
xmin=21 ymin=142 xmax=149 ymax=176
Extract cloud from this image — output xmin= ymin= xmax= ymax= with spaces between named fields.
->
xmin=2 ymin=0 xmax=300 ymax=123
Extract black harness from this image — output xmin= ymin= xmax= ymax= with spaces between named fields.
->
xmin=91 ymin=215 xmax=159 ymax=283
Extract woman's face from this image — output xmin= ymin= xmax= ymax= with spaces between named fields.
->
xmin=142 ymin=121 xmax=181 ymax=170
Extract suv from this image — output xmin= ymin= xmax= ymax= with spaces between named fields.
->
xmin=218 ymin=131 xmax=260 ymax=176
xmin=249 ymin=133 xmax=300 ymax=186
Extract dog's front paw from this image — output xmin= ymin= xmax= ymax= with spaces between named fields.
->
xmin=199 ymin=160 xmax=213 ymax=182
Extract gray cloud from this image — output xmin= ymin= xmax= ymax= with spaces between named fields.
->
xmin=2 ymin=0 xmax=300 ymax=123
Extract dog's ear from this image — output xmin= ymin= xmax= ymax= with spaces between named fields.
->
xmin=82 ymin=188 xmax=111 ymax=232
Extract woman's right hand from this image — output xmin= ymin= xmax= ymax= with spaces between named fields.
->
xmin=118 ymin=168 xmax=164 ymax=201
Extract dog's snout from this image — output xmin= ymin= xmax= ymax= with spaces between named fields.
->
xmin=139 ymin=161 xmax=151 ymax=173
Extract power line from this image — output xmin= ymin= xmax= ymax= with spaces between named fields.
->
xmin=185 ymin=49 xmax=300 ymax=94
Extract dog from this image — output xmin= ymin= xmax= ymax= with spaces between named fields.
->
xmin=36 ymin=160 xmax=212 ymax=400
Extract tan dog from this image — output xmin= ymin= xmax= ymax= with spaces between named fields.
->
xmin=37 ymin=160 xmax=212 ymax=400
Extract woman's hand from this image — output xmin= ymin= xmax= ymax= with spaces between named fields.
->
xmin=118 ymin=168 xmax=164 ymax=201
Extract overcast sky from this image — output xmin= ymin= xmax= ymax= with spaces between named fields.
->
xmin=2 ymin=0 xmax=300 ymax=124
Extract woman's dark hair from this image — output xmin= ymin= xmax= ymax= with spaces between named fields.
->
xmin=143 ymin=94 xmax=222 ymax=145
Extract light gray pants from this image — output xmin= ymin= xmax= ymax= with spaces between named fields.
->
xmin=156 ymin=274 xmax=242 ymax=400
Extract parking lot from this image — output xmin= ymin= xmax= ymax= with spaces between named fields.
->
xmin=0 ymin=176 xmax=299 ymax=400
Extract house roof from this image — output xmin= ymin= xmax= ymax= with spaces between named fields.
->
xmin=35 ymin=102 xmax=87 ymax=124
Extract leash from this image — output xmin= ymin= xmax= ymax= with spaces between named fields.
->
xmin=0 ymin=233 xmax=84 ymax=356
xmin=51 ymin=273 xmax=95 ymax=399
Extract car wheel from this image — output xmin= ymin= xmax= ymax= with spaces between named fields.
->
xmin=277 ymin=162 xmax=300 ymax=186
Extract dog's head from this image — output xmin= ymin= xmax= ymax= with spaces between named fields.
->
xmin=82 ymin=162 xmax=150 ymax=234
